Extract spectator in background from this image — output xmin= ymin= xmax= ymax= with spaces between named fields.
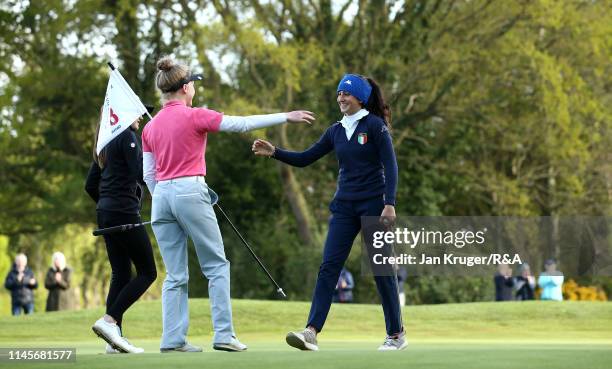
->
xmin=538 ymin=258 xmax=564 ymax=301
xmin=514 ymin=263 xmax=535 ymax=301
xmin=4 ymin=253 xmax=38 ymax=315
xmin=494 ymin=263 xmax=514 ymax=301
xmin=44 ymin=252 xmax=74 ymax=312
xmin=333 ymin=267 xmax=354 ymax=303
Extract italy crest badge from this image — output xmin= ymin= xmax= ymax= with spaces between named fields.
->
xmin=357 ymin=133 xmax=368 ymax=145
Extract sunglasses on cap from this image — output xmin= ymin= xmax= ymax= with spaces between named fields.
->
xmin=161 ymin=73 xmax=204 ymax=93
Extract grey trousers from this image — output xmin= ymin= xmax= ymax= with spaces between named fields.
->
xmin=151 ymin=176 xmax=234 ymax=348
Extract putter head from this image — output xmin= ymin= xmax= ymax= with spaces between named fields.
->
xmin=277 ymin=288 xmax=287 ymax=298
xmin=208 ymin=187 xmax=219 ymax=205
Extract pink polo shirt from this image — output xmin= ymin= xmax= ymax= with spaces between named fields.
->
xmin=142 ymin=100 xmax=223 ymax=181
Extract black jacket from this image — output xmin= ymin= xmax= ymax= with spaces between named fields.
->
xmin=85 ymin=128 xmax=145 ymax=214
xmin=4 ymin=264 xmax=38 ymax=305
xmin=494 ymin=273 xmax=515 ymax=301
xmin=44 ymin=267 xmax=74 ymax=311
xmin=514 ymin=276 xmax=535 ymax=301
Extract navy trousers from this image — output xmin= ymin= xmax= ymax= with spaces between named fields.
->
xmin=306 ymin=196 xmax=403 ymax=336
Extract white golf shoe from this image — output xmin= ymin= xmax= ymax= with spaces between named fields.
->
xmin=105 ymin=344 xmax=120 ymax=354
xmin=92 ymin=318 xmax=144 ymax=354
xmin=286 ymin=328 xmax=319 ymax=351
xmin=213 ymin=336 xmax=248 ymax=352
xmin=377 ymin=331 xmax=408 ymax=351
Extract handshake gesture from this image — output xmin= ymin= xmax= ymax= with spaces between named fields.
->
xmin=252 ymin=139 xmax=275 ymax=157
xmin=252 ymin=110 xmax=315 ymax=157
xmin=286 ymin=110 xmax=315 ymax=125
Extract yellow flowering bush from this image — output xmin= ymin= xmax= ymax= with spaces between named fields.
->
xmin=562 ymin=279 xmax=607 ymax=301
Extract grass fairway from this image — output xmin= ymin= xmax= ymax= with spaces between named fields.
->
xmin=0 ymin=299 xmax=610 ymax=369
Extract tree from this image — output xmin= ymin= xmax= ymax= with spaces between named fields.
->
xmin=0 ymin=0 xmax=609 ymax=303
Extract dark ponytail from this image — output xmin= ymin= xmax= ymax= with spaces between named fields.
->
xmin=364 ymin=77 xmax=391 ymax=128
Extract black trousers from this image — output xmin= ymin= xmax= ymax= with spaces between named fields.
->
xmin=97 ymin=211 xmax=157 ymax=330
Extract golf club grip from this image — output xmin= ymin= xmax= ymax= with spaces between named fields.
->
xmin=92 ymin=224 xmax=131 ymax=236
xmin=92 ymin=221 xmax=151 ymax=236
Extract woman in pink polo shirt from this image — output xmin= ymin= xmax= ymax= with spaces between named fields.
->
xmin=142 ymin=56 xmax=314 ymax=353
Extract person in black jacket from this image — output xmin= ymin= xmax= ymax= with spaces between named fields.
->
xmin=514 ymin=263 xmax=535 ymax=301
xmin=494 ymin=263 xmax=514 ymax=301
xmin=85 ymin=116 xmax=157 ymax=354
xmin=44 ymin=251 xmax=74 ymax=311
xmin=4 ymin=253 xmax=38 ymax=315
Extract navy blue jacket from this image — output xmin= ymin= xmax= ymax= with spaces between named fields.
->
xmin=494 ymin=273 xmax=515 ymax=301
xmin=4 ymin=264 xmax=38 ymax=305
xmin=273 ymin=114 xmax=398 ymax=205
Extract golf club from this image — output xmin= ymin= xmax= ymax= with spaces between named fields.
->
xmin=92 ymin=221 xmax=151 ymax=236
xmin=208 ymin=188 xmax=287 ymax=299
xmin=91 ymin=187 xmax=287 ymax=298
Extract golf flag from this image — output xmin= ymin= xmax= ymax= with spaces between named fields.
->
xmin=96 ymin=64 xmax=150 ymax=155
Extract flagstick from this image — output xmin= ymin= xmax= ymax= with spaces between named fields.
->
xmin=107 ymin=62 xmax=153 ymax=120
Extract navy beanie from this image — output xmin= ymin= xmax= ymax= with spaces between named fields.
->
xmin=337 ymin=74 xmax=372 ymax=104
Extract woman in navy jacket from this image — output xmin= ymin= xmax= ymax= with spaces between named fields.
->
xmin=252 ymin=74 xmax=405 ymax=351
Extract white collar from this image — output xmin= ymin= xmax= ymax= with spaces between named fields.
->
xmin=340 ymin=109 xmax=369 ymax=140
xmin=340 ymin=109 xmax=370 ymax=141
xmin=340 ymin=109 xmax=369 ymax=128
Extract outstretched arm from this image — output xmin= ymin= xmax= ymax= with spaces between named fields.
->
xmin=219 ymin=111 xmax=315 ymax=132
xmin=252 ymin=127 xmax=334 ymax=168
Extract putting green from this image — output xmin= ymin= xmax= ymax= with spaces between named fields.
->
xmin=0 ymin=299 xmax=610 ymax=368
